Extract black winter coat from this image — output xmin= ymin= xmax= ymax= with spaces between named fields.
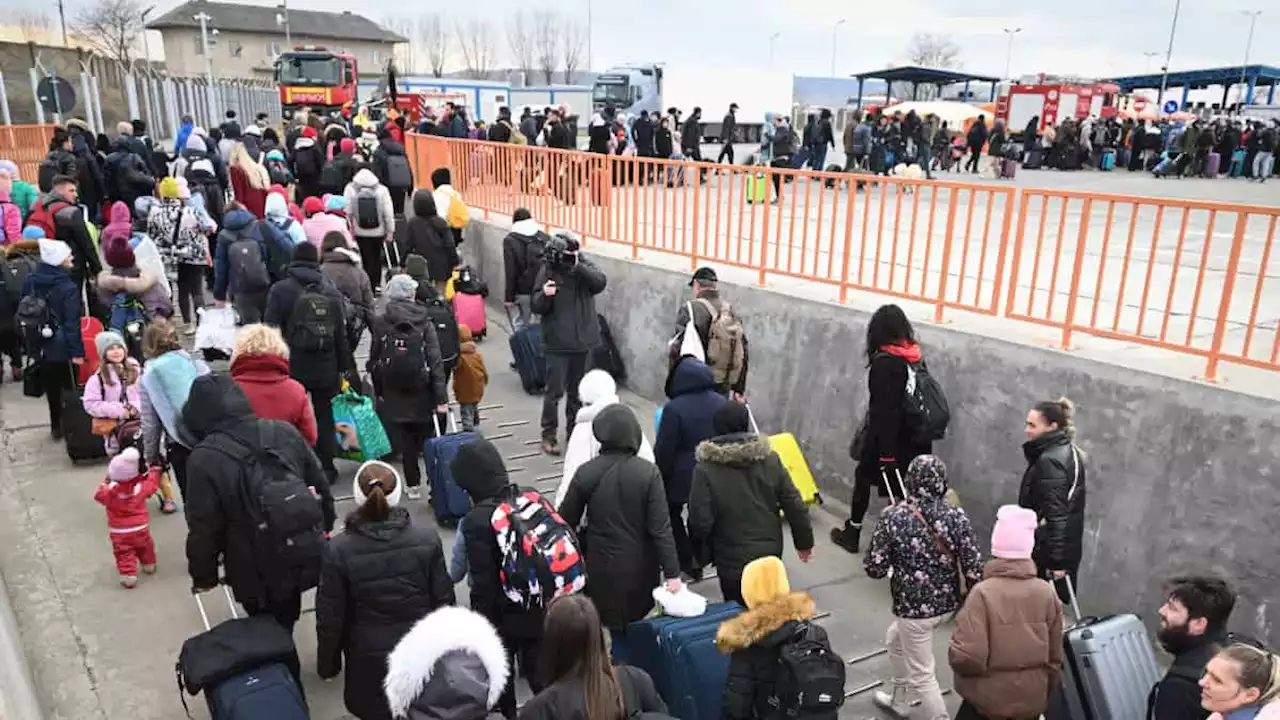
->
xmin=38 ymin=192 xmax=101 ymax=280
xmin=858 ymin=346 xmax=932 ymax=468
xmin=316 ymin=507 xmax=455 ymax=720
xmin=263 ymin=261 xmax=352 ymax=392
xmin=681 ymin=115 xmax=702 ymax=152
xmin=39 ymin=149 xmax=77 ymax=191
xmin=68 ymin=130 xmax=104 ymax=213
xmin=502 ymin=224 xmax=548 ymax=302
xmin=558 ymin=406 xmax=681 ymax=629
xmin=453 ymin=439 xmax=545 ymax=640
xmin=688 ymin=433 xmax=813 ymax=577
xmin=1018 ymin=429 xmax=1086 ymax=574
xmin=104 ymin=134 xmax=155 ymax=208
xmin=530 ymin=257 xmax=606 ymax=354
xmin=518 ymin=666 xmax=667 ymax=720
xmin=715 ymin=592 xmax=824 ymax=720
xmin=368 ymin=298 xmax=448 ymax=421
xmin=633 ymin=117 xmax=656 ymax=156
xmin=547 ymin=122 xmax=573 ymax=150
xmin=397 ymin=191 xmax=457 ymax=281
xmin=654 ymin=358 xmax=727 ymax=504
xmin=184 ymin=374 xmax=336 ymax=607
xmin=1146 ymin=629 xmax=1225 ymax=720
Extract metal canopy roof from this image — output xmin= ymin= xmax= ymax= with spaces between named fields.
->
xmin=1110 ymin=65 xmax=1280 ymax=91
xmin=851 ymin=65 xmax=1001 ymax=85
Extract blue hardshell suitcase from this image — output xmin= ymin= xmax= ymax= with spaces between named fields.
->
xmin=614 ymin=602 xmax=744 ymax=720
xmin=209 ymin=662 xmax=309 ymax=720
xmin=424 ymin=414 xmax=475 ymax=524
xmin=510 ymin=324 xmax=546 ymax=394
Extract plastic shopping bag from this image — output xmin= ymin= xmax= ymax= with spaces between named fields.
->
xmin=331 ymin=388 xmax=392 ymax=462
xmin=193 ymin=305 xmax=237 ymax=359
xmin=652 ymin=584 xmax=708 ymax=618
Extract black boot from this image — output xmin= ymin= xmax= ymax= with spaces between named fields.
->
xmin=830 ymin=522 xmax=862 ymax=554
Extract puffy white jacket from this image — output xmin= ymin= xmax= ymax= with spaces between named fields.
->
xmin=556 ymin=370 xmax=655 ymax=506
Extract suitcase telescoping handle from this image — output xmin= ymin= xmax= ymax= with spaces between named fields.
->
xmin=1063 ymin=573 xmax=1083 ymax=625
xmin=193 ymin=584 xmax=238 ymax=632
xmin=881 ymin=467 xmax=910 ymax=506
xmin=431 ymin=407 xmax=459 ymax=438
xmin=745 ymin=404 xmax=761 ymax=436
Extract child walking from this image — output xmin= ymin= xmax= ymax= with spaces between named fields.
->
xmin=93 ymin=448 xmax=159 ymax=588
xmin=452 ymin=324 xmax=488 ymax=431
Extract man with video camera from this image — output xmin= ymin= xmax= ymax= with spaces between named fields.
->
xmin=530 ymin=232 xmax=608 ymax=455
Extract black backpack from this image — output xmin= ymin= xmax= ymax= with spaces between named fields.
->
xmin=228 ymin=235 xmax=271 ymax=294
xmin=0 ymin=253 xmax=35 ymax=318
xmin=355 ymin=186 xmax=381 ymax=230
xmin=880 ymin=353 xmax=951 ymax=445
xmin=319 ymin=161 xmax=344 ymax=194
xmin=15 ymin=292 xmax=53 ymax=355
xmin=773 ymin=127 xmax=797 ymax=158
xmin=385 ymin=155 xmax=412 ymax=189
xmin=38 ymin=157 xmax=59 ymax=192
xmin=213 ymin=426 xmax=325 ymax=594
xmin=293 ymin=147 xmax=319 ymax=179
xmin=768 ymin=623 xmax=846 ymax=719
xmin=287 ymin=282 xmax=336 ymax=354
xmin=266 ymin=158 xmax=291 ymax=186
xmin=422 ymin=299 xmax=460 ymax=372
xmin=455 ymin=265 xmax=488 ymax=296
xmin=376 ymin=321 xmax=429 ymax=393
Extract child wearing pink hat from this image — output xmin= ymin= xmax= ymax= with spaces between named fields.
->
xmin=93 ymin=447 xmax=160 ymax=588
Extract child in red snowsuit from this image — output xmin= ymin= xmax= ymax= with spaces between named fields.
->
xmin=93 ymin=447 xmax=159 ymax=588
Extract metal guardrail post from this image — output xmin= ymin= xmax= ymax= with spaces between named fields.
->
xmin=1205 ymin=212 xmax=1250 ymax=380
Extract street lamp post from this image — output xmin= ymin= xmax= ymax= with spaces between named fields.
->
xmin=1142 ymin=51 xmax=1160 ymax=73
xmin=1238 ymin=10 xmax=1262 ymax=106
xmin=276 ymin=0 xmax=292 ymax=46
xmin=830 ymin=19 xmax=846 ymax=76
xmin=195 ymin=12 xmax=217 ymax=123
xmin=1157 ymin=0 xmax=1182 ymax=113
xmin=769 ymin=32 xmax=781 ymax=67
xmin=140 ymin=6 xmax=155 ymax=69
xmin=1002 ymin=27 xmax=1022 ymax=80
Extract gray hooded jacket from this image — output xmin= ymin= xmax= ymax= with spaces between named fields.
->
xmin=383 ymin=606 xmax=509 ymax=720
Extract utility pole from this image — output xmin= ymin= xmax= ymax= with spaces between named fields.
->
xmin=1002 ymin=28 xmax=1022 ymax=80
xmin=830 ymin=19 xmax=846 ymax=76
xmin=141 ymin=6 xmax=156 ymax=69
xmin=1157 ymin=0 xmax=1182 ymax=114
xmin=1238 ymin=10 xmax=1262 ymax=106
xmin=56 ymin=0 xmax=68 ymax=46
xmin=586 ymin=0 xmax=592 ymax=73
xmin=1142 ymin=51 xmax=1159 ymax=73
xmin=281 ymin=0 xmax=292 ymax=46
xmin=195 ymin=12 xmax=216 ymax=121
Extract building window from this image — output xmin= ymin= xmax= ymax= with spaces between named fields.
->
xmin=229 ymin=40 xmax=243 ymax=57
xmin=369 ymin=49 xmax=380 ymax=65
xmin=194 ymin=35 xmax=204 ymax=55
xmin=266 ymin=42 xmax=280 ymax=59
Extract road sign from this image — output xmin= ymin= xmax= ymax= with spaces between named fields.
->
xmin=36 ymin=76 xmax=76 ymax=115
xmin=1163 ymin=100 xmax=1179 ymax=114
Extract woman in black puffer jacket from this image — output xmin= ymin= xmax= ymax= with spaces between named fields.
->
xmin=316 ymin=460 xmax=456 ymax=720
xmin=1018 ymin=397 xmax=1087 ymax=603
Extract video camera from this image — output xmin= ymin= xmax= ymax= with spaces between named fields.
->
xmin=543 ymin=232 xmax=581 ymax=271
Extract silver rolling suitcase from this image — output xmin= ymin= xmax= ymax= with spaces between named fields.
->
xmin=1050 ymin=577 xmax=1162 ymax=720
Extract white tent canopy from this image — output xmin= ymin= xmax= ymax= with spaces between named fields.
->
xmin=883 ymin=100 xmax=989 ymax=128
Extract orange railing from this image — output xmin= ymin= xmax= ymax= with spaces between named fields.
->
xmin=406 ymin=133 xmax=1279 ymax=381
xmin=0 ymin=124 xmax=59 ymax=183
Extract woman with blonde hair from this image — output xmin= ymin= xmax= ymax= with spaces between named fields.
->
xmin=228 ymin=141 xmax=270 ymax=219
xmin=316 ymin=460 xmax=455 ymax=720
xmin=1018 ymin=396 xmax=1086 ymax=603
xmin=138 ymin=318 xmax=209 ymax=500
xmin=229 ymin=324 xmax=317 ymax=446
xmin=1201 ymin=643 xmax=1280 ymax=719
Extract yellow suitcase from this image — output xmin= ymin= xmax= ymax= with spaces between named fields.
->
xmin=746 ymin=405 xmax=821 ymax=505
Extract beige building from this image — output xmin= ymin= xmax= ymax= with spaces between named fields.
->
xmin=147 ymin=0 xmax=404 ymax=80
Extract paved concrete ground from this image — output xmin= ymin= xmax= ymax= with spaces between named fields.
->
xmin=462 ymin=142 xmax=1280 ymax=397
xmin=0 ymin=305 xmax=962 ymax=719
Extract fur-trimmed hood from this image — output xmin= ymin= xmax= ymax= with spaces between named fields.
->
xmin=5 ymin=239 xmax=41 ymax=257
xmin=696 ymin=433 xmax=773 ymax=466
xmin=384 ymin=606 xmax=510 ymax=719
xmin=715 ymin=592 xmax=816 ymax=652
xmin=97 ymin=268 xmax=158 ymax=294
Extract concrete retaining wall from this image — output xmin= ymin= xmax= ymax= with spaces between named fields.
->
xmin=463 ymin=216 xmax=1280 ymax=645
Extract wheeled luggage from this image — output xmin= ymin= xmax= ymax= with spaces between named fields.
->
xmin=507 ymin=311 xmax=546 ymax=394
xmin=63 ymin=369 xmax=107 ymax=464
xmin=614 ymin=602 xmax=744 ymax=720
xmin=1230 ymin=149 xmax=1247 ymax=178
xmin=177 ymin=586 xmax=309 ymax=720
xmin=1001 ymin=157 xmax=1018 ymax=179
xmin=823 ymin=163 xmax=843 ymax=188
xmin=423 ymin=412 xmax=475 ymax=525
xmin=1048 ymin=577 xmax=1161 ymax=720
xmin=451 ymin=291 xmax=487 ymax=340
xmin=591 ymin=313 xmax=626 ymax=381
xmin=78 ymin=316 xmax=104 ymax=385
xmin=1116 ymin=148 xmax=1130 ymax=169
xmin=746 ymin=405 xmax=820 ymax=505
xmin=1099 ymin=150 xmax=1116 ymax=171
xmin=1203 ymin=152 xmax=1221 ymax=178
xmin=1024 ymin=148 xmax=1045 ymax=170
xmin=745 ymin=170 xmax=769 ymax=204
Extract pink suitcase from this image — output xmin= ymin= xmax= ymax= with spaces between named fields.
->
xmin=452 ymin=292 xmax=487 ymax=340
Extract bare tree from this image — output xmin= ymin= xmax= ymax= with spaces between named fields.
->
xmin=532 ymin=11 xmax=559 ymax=85
xmin=561 ymin=17 xmax=586 ymax=84
xmin=74 ymin=0 xmax=146 ymax=66
xmin=15 ymin=8 xmax=53 ymax=44
xmin=506 ymin=12 xmax=536 ymax=83
xmin=383 ymin=16 xmax=416 ymax=73
xmin=456 ymin=18 xmax=498 ymax=80
xmin=905 ymin=33 xmax=962 ymax=69
xmin=418 ymin=14 xmax=449 ymax=78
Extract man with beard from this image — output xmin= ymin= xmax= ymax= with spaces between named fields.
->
xmin=1147 ymin=576 xmax=1236 ymax=720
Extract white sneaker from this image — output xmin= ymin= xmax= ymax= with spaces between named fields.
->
xmin=182 ymin=326 xmax=196 ymax=337
xmin=873 ymin=689 xmax=909 ymax=717
xmin=406 ymin=486 xmax=422 ymax=501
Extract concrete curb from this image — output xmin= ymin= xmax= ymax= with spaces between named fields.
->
xmin=0 ymin=430 xmax=43 ymax=720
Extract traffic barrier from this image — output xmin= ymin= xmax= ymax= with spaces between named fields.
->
xmin=0 ymin=124 xmax=59 ymax=183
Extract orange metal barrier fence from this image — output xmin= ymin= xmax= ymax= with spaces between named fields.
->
xmin=0 ymin=124 xmax=59 ymax=183
xmin=405 ymin=133 xmax=1280 ymax=380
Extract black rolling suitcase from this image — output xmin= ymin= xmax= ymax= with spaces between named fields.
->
xmin=591 ymin=313 xmax=626 ymax=382
xmin=61 ymin=371 xmax=106 ymax=464
xmin=1047 ymin=577 xmax=1161 ymax=720
xmin=1024 ymin=148 xmax=1045 ymax=170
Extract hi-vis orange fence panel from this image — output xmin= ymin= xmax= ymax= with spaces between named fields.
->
xmin=0 ymin=124 xmax=59 ymax=182
xmin=407 ymin=133 xmax=1279 ymax=380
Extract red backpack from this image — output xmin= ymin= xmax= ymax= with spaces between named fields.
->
xmin=25 ymin=198 xmax=69 ymax=239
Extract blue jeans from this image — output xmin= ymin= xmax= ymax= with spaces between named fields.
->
xmin=918 ymin=145 xmax=934 ymax=178
xmin=809 ymin=145 xmax=828 ymax=171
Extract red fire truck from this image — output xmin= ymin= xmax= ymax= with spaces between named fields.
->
xmin=997 ymin=75 xmax=1144 ymax=136
xmin=274 ymin=47 xmax=359 ymax=120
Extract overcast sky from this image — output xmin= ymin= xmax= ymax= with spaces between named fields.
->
xmin=35 ymin=0 xmax=1277 ymax=82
